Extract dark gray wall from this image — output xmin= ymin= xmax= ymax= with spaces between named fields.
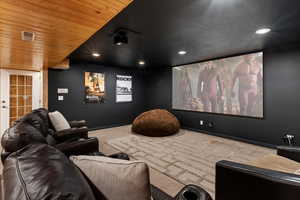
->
xmin=48 ymin=62 xmax=147 ymax=130
xmin=145 ymin=46 xmax=300 ymax=147
xmin=49 ymin=45 xmax=300 ymax=147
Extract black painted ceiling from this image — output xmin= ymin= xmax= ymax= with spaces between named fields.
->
xmin=70 ymin=0 xmax=300 ymax=68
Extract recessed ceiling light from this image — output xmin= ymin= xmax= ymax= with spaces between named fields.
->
xmin=255 ymin=28 xmax=271 ymax=35
xmin=138 ymin=60 xmax=145 ymax=66
xmin=178 ymin=51 xmax=187 ymax=55
xmin=92 ymin=53 xmax=101 ymax=57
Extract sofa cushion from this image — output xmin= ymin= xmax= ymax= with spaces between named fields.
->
xmin=14 ymin=108 xmax=50 ymax=137
xmin=3 ymin=143 xmax=97 ymax=200
xmin=71 ymin=155 xmax=151 ymax=200
xmin=1 ymin=121 xmax=47 ymax=152
xmin=48 ymin=111 xmax=71 ymax=131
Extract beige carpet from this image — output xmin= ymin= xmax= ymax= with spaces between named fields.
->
xmin=92 ymin=125 xmax=275 ymax=197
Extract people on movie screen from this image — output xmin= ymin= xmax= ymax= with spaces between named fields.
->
xmin=197 ymin=61 xmax=224 ymax=113
xmin=173 ymin=53 xmax=262 ymax=117
xmin=231 ymin=55 xmax=262 ymax=116
xmin=178 ymin=69 xmax=193 ymax=108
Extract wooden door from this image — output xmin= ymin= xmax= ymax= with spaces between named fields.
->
xmin=0 ymin=70 xmax=42 ymax=135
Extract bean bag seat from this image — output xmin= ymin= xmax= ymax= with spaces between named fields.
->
xmin=132 ymin=109 xmax=180 ymax=137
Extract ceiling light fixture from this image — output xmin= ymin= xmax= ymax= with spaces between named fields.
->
xmin=178 ymin=50 xmax=187 ymax=55
xmin=255 ymin=28 xmax=271 ymax=35
xmin=138 ymin=60 xmax=145 ymax=66
xmin=92 ymin=53 xmax=101 ymax=57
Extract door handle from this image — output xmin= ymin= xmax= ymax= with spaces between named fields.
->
xmin=2 ymin=106 xmax=7 ymax=109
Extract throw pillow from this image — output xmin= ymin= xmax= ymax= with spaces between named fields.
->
xmin=48 ymin=111 xmax=71 ymax=131
xmin=70 ymin=155 xmax=152 ymax=200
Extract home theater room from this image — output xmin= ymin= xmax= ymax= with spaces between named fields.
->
xmin=1 ymin=0 xmax=300 ymax=200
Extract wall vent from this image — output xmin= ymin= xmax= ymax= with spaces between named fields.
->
xmin=21 ymin=31 xmax=35 ymax=41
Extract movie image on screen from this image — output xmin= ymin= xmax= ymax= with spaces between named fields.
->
xmin=172 ymin=52 xmax=263 ymax=118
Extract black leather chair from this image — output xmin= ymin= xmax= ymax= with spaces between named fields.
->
xmin=33 ymin=108 xmax=89 ymax=142
xmin=215 ymin=146 xmax=300 ymax=200
xmin=2 ymin=143 xmax=97 ymax=200
xmin=1 ymin=108 xmax=99 ymax=161
xmin=277 ymin=145 xmax=300 ymax=163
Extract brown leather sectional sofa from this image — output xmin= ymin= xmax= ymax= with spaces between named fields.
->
xmin=0 ymin=108 xmax=212 ymax=200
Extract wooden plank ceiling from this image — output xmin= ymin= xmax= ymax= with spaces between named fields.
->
xmin=0 ymin=0 xmax=132 ymax=71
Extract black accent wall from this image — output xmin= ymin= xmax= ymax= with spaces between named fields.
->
xmin=49 ymin=45 xmax=300 ymax=147
xmin=145 ymin=46 xmax=300 ymax=147
xmin=48 ymin=62 xmax=146 ymax=130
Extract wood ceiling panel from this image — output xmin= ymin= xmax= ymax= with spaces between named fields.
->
xmin=0 ymin=0 xmax=132 ymax=71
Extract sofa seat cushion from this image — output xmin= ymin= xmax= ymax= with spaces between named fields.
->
xmin=48 ymin=111 xmax=71 ymax=131
xmin=132 ymin=109 xmax=180 ymax=137
xmin=71 ymin=155 xmax=151 ymax=200
xmin=3 ymin=143 xmax=96 ymax=200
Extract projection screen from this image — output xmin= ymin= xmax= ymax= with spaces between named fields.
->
xmin=172 ymin=52 xmax=263 ymax=118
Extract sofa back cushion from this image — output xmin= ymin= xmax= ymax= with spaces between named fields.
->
xmin=48 ymin=111 xmax=71 ymax=131
xmin=17 ymin=108 xmax=50 ymax=137
xmin=1 ymin=121 xmax=46 ymax=153
xmin=71 ymin=156 xmax=151 ymax=200
xmin=3 ymin=144 xmax=97 ymax=200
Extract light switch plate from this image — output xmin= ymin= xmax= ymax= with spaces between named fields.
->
xmin=57 ymin=88 xmax=68 ymax=94
xmin=58 ymin=96 xmax=64 ymax=101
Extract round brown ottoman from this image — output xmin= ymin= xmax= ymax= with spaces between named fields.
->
xmin=132 ymin=109 xmax=180 ymax=137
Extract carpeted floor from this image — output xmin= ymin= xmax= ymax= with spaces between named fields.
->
xmin=90 ymin=125 xmax=275 ymax=198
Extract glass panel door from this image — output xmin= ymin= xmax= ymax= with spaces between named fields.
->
xmin=9 ymin=75 xmax=33 ymax=126
xmin=0 ymin=69 xmax=41 ymax=135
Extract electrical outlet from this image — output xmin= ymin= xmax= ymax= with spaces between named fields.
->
xmin=200 ymin=120 xmax=204 ymax=126
xmin=283 ymin=134 xmax=295 ymax=145
xmin=286 ymin=134 xmax=295 ymax=139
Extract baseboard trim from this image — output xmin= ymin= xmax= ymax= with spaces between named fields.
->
xmin=182 ymin=126 xmax=276 ymax=149
xmin=89 ymin=122 xmax=131 ymax=131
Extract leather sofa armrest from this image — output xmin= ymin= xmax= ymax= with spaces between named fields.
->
xmin=55 ymin=127 xmax=88 ymax=142
xmin=216 ymin=160 xmax=300 ymax=200
xmin=55 ymin=137 xmax=99 ymax=157
xmin=69 ymin=120 xmax=87 ymax=128
xmin=277 ymin=146 xmax=300 ymax=163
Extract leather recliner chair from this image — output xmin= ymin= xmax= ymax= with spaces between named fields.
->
xmin=2 ymin=142 xmax=213 ymax=200
xmin=215 ymin=146 xmax=300 ymax=200
xmin=1 ymin=108 xmax=99 ymax=161
xmin=3 ymin=143 xmax=98 ymax=200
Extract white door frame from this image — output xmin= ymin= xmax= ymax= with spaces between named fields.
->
xmin=0 ymin=69 xmax=43 ymax=135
